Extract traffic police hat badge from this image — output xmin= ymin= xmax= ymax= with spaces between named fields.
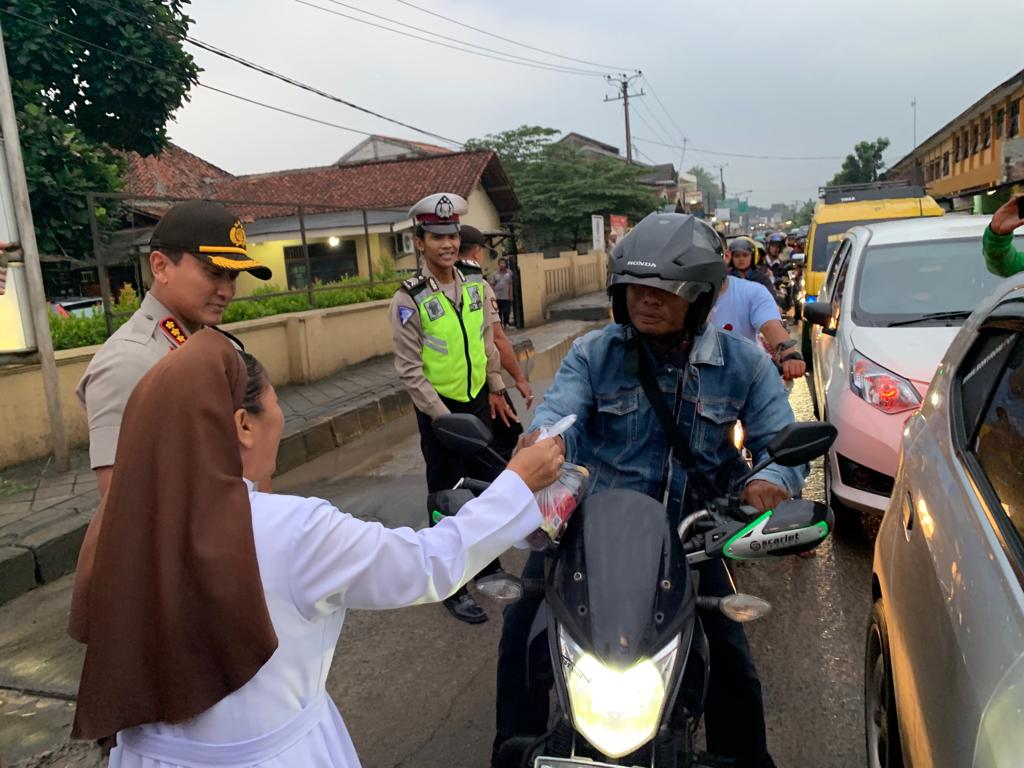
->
xmin=409 ymin=192 xmax=469 ymax=234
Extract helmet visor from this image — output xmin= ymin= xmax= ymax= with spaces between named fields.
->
xmin=611 ymin=273 xmax=717 ymax=302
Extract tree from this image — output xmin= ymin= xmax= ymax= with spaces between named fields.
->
xmin=687 ymin=165 xmax=721 ymax=211
xmin=4 ymin=1 xmax=199 ymax=258
xmin=829 ymin=138 xmax=891 ymax=186
xmin=467 ymin=126 xmax=660 ymax=250
xmin=793 ymin=199 xmax=815 ymax=226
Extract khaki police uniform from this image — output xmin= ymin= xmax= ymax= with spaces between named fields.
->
xmin=76 ymin=292 xmax=192 ymax=469
xmin=76 ymin=199 xmax=272 ymax=472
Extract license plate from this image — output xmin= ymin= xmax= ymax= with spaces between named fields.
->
xmin=534 ymin=758 xmax=644 ymax=768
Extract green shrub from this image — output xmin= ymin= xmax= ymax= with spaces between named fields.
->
xmin=49 ymin=285 xmax=140 ymax=351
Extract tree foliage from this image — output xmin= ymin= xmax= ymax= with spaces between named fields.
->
xmin=793 ymin=199 xmax=815 ymax=226
xmin=467 ymin=125 xmax=660 ymax=250
xmin=829 ymin=138 xmax=891 ymax=186
xmin=3 ymin=1 xmax=199 ymax=258
xmin=687 ymin=165 xmax=721 ymax=211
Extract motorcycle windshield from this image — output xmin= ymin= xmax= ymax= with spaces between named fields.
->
xmin=550 ymin=489 xmax=693 ymax=667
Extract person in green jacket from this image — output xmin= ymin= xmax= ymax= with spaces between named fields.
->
xmin=984 ymin=194 xmax=1024 ymax=276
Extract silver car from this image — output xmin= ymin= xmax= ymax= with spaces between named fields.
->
xmin=867 ymin=274 xmax=1024 ymax=768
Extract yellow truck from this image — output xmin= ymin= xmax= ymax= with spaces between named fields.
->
xmin=800 ymin=182 xmax=944 ymax=368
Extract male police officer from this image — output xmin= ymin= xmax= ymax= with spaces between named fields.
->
xmin=390 ymin=193 xmax=516 ymax=624
xmin=77 ymin=200 xmax=272 ymax=499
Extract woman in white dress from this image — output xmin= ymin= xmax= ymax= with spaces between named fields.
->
xmin=68 ymin=328 xmax=564 ymax=767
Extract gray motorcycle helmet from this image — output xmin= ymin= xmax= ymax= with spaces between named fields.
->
xmin=608 ymin=212 xmax=727 ymax=331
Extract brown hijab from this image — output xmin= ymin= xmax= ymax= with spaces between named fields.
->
xmin=69 ymin=329 xmax=278 ymax=739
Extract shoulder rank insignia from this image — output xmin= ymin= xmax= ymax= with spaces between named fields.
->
xmin=400 ymin=274 xmax=427 ymax=292
xmin=456 ymin=258 xmax=483 ymax=275
xmin=397 ymin=305 xmax=416 ymax=326
xmin=159 ymin=317 xmax=188 ymax=347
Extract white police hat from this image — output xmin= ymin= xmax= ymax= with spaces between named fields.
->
xmin=409 ymin=193 xmax=469 ymax=234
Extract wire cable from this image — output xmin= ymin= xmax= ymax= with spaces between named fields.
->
xmin=635 ymin=136 xmax=844 ymax=161
xmin=295 ymin=0 xmax=608 ymax=78
xmin=391 ymin=0 xmax=632 ymax=72
xmin=633 ymin=98 xmax=677 ymax=150
xmin=13 ymin=1 xmax=462 ymax=146
xmin=641 ymin=74 xmax=687 ymax=142
xmin=0 ymin=7 xmax=437 ymax=143
xmin=313 ymin=0 xmax=609 ymax=77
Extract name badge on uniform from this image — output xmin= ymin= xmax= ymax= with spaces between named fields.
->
xmin=424 ymin=297 xmax=446 ymax=321
xmin=467 ymin=284 xmax=482 ymax=312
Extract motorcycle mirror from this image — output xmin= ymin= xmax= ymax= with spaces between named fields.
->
xmin=765 ymin=422 xmax=838 ymax=467
xmin=789 ymin=254 xmax=805 ymax=265
xmin=475 ymin=573 xmax=524 ymax=604
xmin=432 ymin=414 xmax=496 ymax=455
xmin=720 ymin=594 xmax=772 ymax=622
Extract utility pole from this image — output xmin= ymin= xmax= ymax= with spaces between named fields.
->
xmin=678 ymin=137 xmax=689 ymax=171
xmin=712 ymin=163 xmax=728 ymax=199
xmin=911 ymin=97 xmax=918 ymax=149
xmin=604 ymin=72 xmax=644 ymax=164
xmin=0 ymin=19 xmax=69 ymax=471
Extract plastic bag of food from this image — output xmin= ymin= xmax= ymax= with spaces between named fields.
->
xmin=521 ymin=415 xmax=589 ymax=550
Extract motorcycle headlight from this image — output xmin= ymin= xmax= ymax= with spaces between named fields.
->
xmin=559 ymin=626 xmax=679 ymax=758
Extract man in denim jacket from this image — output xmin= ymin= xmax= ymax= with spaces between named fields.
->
xmin=493 ymin=213 xmax=806 ymax=768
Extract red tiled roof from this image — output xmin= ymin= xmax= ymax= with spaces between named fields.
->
xmin=209 ymin=150 xmax=518 ymax=219
xmin=122 ymin=143 xmax=234 ymax=198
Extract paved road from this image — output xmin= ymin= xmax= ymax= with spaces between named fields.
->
xmin=0 ymin=342 xmax=878 ymax=767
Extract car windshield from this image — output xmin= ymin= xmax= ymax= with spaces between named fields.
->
xmin=851 ymin=236 xmax=1022 ymax=327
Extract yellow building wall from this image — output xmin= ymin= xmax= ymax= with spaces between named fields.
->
xmin=464 ymin=186 xmax=502 ymax=231
xmin=237 ymin=240 xmax=295 ymax=294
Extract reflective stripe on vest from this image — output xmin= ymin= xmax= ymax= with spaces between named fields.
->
xmin=415 ymin=280 xmax=487 ymax=402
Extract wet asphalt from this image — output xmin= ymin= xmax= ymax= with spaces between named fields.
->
xmin=0 ymin=341 xmax=880 ymax=768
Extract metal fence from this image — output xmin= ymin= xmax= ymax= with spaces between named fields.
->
xmin=85 ymin=192 xmax=415 ymax=334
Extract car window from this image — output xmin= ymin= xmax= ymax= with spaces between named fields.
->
xmin=971 ymin=334 xmax=1024 ymax=545
xmin=833 ymin=245 xmax=854 ymax=305
xmin=822 ymin=239 xmax=850 ymax=300
xmin=850 ymin=236 xmax=1018 ymax=327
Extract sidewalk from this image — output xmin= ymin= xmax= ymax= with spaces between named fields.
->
xmin=547 ymin=290 xmax=610 ymax=322
xmin=0 ymin=321 xmax=594 ymax=607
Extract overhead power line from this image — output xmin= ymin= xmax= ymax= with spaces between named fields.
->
xmin=634 ymin=136 xmax=844 ymax=161
xmin=640 ymin=74 xmax=687 ymax=142
xmin=391 ymin=0 xmax=632 ymax=72
xmin=296 ymin=0 xmax=608 ymax=78
xmin=633 ymin=98 xmax=677 ymax=151
xmin=312 ymin=0 xmax=608 ymax=77
xmin=0 ymin=7 xmax=451 ymax=144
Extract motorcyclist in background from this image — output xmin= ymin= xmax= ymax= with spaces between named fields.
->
xmin=764 ymin=232 xmax=789 ymax=282
xmin=493 ymin=212 xmax=807 ymax=768
xmin=727 ymin=236 xmax=775 ymax=293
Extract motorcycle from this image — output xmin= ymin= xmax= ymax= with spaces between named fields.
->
xmin=431 ymin=415 xmax=837 ymax=768
xmin=787 ymin=254 xmax=805 ymax=322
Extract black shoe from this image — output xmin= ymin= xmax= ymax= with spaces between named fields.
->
xmin=443 ymin=588 xmax=488 ymax=624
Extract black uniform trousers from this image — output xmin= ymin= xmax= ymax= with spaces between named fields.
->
xmin=415 ymin=387 xmax=502 ymax=577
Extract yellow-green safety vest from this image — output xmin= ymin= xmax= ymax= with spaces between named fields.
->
xmin=409 ymin=276 xmax=488 ymax=402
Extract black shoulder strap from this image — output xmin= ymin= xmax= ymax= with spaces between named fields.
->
xmin=632 ymin=330 xmax=696 ymax=468
xmin=400 ymin=274 xmax=429 ymax=298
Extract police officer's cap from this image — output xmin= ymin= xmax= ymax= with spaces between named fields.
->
xmin=458 ymin=225 xmax=487 ymax=247
xmin=150 ymin=200 xmax=273 ymax=281
xmin=409 ymin=193 xmax=469 ymax=235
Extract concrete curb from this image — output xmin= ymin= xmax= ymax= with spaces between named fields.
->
xmin=0 ymin=338 xmax=536 ymax=606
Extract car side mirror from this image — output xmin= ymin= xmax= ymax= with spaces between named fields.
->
xmin=803 ymin=300 xmax=836 ymax=335
xmin=765 ymin=422 xmax=838 ymax=466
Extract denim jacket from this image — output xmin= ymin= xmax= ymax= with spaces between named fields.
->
xmin=530 ymin=323 xmax=807 ymax=520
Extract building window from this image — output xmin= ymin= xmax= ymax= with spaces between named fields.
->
xmin=943 ymin=151 xmax=950 ymax=176
xmin=971 ymin=124 xmax=980 ymax=155
xmin=1011 ymin=100 xmax=1021 ymax=138
xmin=283 ymin=240 xmax=358 ymax=289
xmin=953 ymin=135 xmax=961 ymax=161
xmin=996 ymin=108 xmax=1006 ymax=139
xmin=982 ymin=116 xmax=991 ymax=149
xmin=963 ymin=129 xmax=970 ymax=158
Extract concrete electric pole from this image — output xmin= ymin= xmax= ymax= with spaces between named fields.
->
xmin=604 ymin=72 xmax=644 ymax=164
xmin=0 ymin=19 xmax=70 ymax=471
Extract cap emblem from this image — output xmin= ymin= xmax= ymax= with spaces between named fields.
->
xmin=434 ymin=196 xmax=455 ymax=220
xmin=229 ymin=220 xmax=247 ymax=248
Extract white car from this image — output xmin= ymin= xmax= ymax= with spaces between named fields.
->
xmin=804 ymin=216 xmax=1012 ymax=516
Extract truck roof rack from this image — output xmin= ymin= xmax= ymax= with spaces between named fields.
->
xmin=818 ymin=181 xmax=925 ymax=205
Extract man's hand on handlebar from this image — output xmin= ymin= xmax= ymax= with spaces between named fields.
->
xmin=741 ymin=480 xmax=790 ymax=513
xmin=507 ymin=437 xmax=564 ymax=492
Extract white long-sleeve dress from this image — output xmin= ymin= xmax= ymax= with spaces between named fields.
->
xmin=108 ymin=470 xmax=541 ymax=767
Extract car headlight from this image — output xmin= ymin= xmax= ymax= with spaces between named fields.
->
xmin=559 ymin=625 xmax=679 ymax=758
xmin=849 ymin=351 xmax=921 ymax=414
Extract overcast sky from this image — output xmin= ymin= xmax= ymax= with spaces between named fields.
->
xmin=168 ymin=0 xmax=1023 ymax=207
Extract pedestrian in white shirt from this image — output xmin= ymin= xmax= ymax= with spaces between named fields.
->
xmin=68 ymin=329 xmax=564 ymax=767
